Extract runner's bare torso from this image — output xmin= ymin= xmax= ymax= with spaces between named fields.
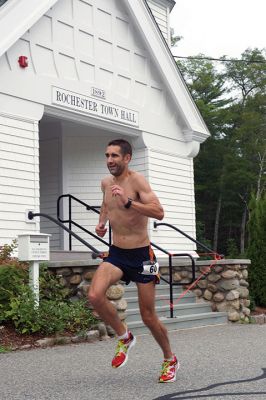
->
xmin=96 ymin=142 xmax=164 ymax=249
xmin=101 ymin=170 xmax=150 ymax=249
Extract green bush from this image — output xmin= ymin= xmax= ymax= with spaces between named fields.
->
xmin=0 ymin=265 xmax=28 ymax=322
xmin=0 ymin=247 xmax=97 ymax=335
xmin=5 ymin=292 xmax=96 ymax=335
xmin=39 ymin=265 xmax=71 ymax=301
xmin=5 ymin=288 xmax=42 ymax=333
xmin=0 ymin=239 xmax=28 ymax=270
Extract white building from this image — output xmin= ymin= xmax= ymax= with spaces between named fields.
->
xmin=0 ymin=0 xmax=209 ymax=256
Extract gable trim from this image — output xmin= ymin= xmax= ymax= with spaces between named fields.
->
xmin=126 ymin=0 xmax=210 ymax=141
xmin=0 ymin=0 xmax=59 ymax=58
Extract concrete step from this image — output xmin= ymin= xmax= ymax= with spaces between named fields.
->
xmin=127 ymin=312 xmax=228 ymax=335
xmin=50 ymin=250 xmax=92 ymax=262
xmin=124 ymin=284 xmax=186 ymax=297
xmin=125 ymin=292 xmax=196 ymax=308
xmin=125 ymin=302 xmax=212 ymax=323
xmin=124 ymin=284 xmax=196 ymax=308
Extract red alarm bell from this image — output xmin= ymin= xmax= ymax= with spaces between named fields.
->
xmin=18 ymin=56 xmax=28 ymax=68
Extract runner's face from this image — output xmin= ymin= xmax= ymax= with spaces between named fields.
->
xmin=105 ymin=145 xmax=129 ymax=176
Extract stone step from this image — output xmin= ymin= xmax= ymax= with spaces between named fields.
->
xmin=126 ymin=302 xmax=212 ymax=322
xmin=127 ymin=312 xmax=228 ymax=335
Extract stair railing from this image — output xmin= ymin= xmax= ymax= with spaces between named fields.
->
xmin=153 ymin=221 xmax=223 ymax=318
xmin=28 ymin=211 xmax=102 ymax=255
xmin=31 ymin=195 xmax=221 ymax=319
xmin=150 ymin=240 xmax=196 ymax=318
xmin=153 ymin=221 xmax=217 ymax=255
xmin=57 ymin=194 xmax=112 ymax=250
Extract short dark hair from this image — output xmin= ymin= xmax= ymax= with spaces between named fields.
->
xmin=107 ymin=139 xmax=132 ymax=157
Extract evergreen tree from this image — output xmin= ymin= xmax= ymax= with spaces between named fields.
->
xmin=176 ymin=49 xmax=266 ymax=254
xmin=247 ymin=193 xmax=266 ymax=306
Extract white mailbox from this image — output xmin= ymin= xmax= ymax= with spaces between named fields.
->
xmin=18 ymin=233 xmax=51 ymax=261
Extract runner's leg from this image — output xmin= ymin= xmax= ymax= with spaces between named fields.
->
xmin=137 ymin=281 xmax=173 ymax=359
xmin=88 ymin=262 xmax=126 ymax=336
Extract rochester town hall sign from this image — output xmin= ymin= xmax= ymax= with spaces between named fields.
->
xmin=52 ymin=87 xmax=139 ymax=128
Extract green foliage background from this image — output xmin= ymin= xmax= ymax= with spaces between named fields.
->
xmin=247 ymin=194 xmax=266 ymax=306
xmin=176 ymin=47 xmax=266 ymax=305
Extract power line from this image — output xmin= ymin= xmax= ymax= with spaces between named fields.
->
xmin=172 ymin=55 xmax=266 ymax=64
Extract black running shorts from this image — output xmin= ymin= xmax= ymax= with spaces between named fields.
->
xmin=103 ymin=245 xmax=160 ymax=285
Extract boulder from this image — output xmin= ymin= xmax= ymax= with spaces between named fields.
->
xmin=106 ymin=284 xmax=125 ymax=300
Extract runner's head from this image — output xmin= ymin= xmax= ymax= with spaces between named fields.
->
xmin=105 ymin=139 xmax=132 ymax=176
xmin=107 ymin=139 xmax=132 ymax=158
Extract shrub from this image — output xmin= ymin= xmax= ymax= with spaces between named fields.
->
xmin=0 ymin=239 xmax=28 ymax=270
xmin=0 ymin=252 xmax=97 ymax=335
xmin=5 ymin=288 xmax=42 ymax=333
xmin=0 ymin=265 xmax=28 ymax=322
xmin=5 ymin=291 xmax=96 ymax=335
xmin=39 ymin=265 xmax=70 ymax=301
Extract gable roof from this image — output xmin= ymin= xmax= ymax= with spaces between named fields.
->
xmin=0 ymin=0 xmax=210 ymax=142
xmin=0 ymin=0 xmax=58 ymax=58
xmin=133 ymin=0 xmax=210 ymax=141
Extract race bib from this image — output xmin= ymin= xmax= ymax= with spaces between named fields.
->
xmin=141 ymin=260 xmax=160 ymax=275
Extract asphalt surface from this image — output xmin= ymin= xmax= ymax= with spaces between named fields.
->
xmin=1 ymin=324 xmax=266 ymax=400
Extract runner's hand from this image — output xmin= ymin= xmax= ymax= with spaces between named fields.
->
xmin=95 ymin=223 xmax=107 ymax=237
xmin=111 ymin=185 xmax=128 ymax=207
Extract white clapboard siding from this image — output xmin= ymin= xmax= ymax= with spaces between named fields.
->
xmin=0 ymin=114 xmax=39 ymax=245
xmin=39 ymin=138 xmax=61 ymax=249
xmin=130 ymin=148 xmax=148 ymax=176
xmin=147 ymin=0 xmax=170 ymax=44
xmin=64 ymin=140 xmax=147 ymax=252
xmin=63 ymin=135 xmax=110 ymax=253
xmin=148 ymin=149 xmax=196 ymax=254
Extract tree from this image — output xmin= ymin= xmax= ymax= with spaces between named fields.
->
xmin=224 ymin=48 xmax=266 ymax=104
xmin=176 ymin=48 xmax=266 ymax=255
xmin=177 ymin=57 xmax=233 ymax=251
xmin=222 ymin=50 xmax=266 ymax=251
xmin=247 ymin=193 xmax=266 ymax=306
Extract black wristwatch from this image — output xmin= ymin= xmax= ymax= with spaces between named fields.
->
xmin=124 ymin=198 xmax=133 ymax=209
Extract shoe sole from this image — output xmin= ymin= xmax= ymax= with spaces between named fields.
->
xmin=159 ymin=361 xmax=180 ymax=383
xmin=113 ymin=336 xmax=137 ymax=369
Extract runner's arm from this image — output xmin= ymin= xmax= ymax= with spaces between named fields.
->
xmin=130 ymin=175 xmax=164 ymax=220
xmin=95 ymin=181 xmax=108 ymax=236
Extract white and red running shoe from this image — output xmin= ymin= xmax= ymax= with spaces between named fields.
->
xmin=111 ymin=331 xmax=136 ymax=369
xmin=159 ymin=355 xmax=180 ymax=383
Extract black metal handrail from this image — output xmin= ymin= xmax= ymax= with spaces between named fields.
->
xmin=34 ymin=195 xmax=221 ymax=319
xmin=57 ymin=194 xmax=112 ymax=250
xmin=150 ymin=240 xmax=196 ymax=318
xmin=28 ymin=211 xmax=101 ymax=256
xmin=153 ymin=221 xmax=224 ymax=317
xmin=56 ymin=195 xmax=200 ymax=318
xmin=154 ymin=221 xmax=217 ymax=255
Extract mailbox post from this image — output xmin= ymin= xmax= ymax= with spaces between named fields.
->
xmin=18 ymin=233 xmax=51 ymax=307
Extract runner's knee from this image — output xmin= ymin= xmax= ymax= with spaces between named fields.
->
xmin=88 ymin=287 xmax=105 ymax=308
xmin=141 ymin=309 xmax=157 ymax=327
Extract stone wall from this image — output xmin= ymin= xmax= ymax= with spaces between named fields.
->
xmin=171 ymin=259 xmax=251 ymax=323
xmin=48 ymin=258 xmax=251 ymax=327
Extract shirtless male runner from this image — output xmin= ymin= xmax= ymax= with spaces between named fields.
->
xmin=88 ymin=139 xmax=179 ymax=383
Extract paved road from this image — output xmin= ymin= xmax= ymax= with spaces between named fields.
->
xmin=1 ymin=324 xmax=266 ymax=400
